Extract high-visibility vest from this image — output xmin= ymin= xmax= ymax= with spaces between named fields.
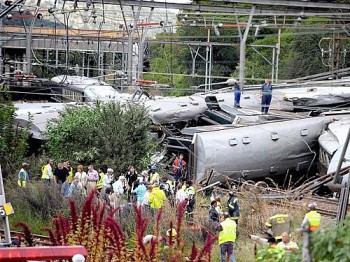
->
xmin=41 ymin=164 xmax=51 ymax=179
xmin=185 ymin=186 xmax=195 ymax=197
xmin=97 ymin=172 xmax=105 ymax=189
xmin=18 ymin=168 xmax=28 ymax=187
xmin=67 ymin=167 xmax=74 ymax=183
xmin=149 ymin=187 xmax=167 ymax=209
xmin=218 ymin=218 xmax=237 ymax=245
xmin=305 ymin=211 xmax=321 ymax=231
xmin=150 ymin=172 xmax=159 ymax=184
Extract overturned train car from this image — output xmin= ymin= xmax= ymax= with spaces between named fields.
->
xmin=181 ymin=117 xmax=328 ymax=183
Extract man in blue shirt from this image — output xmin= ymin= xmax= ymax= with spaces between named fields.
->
xmin=227 ymin=78 xmax=241 ymax=108
xmin=261 ymin=79 xmax=273 ymax=114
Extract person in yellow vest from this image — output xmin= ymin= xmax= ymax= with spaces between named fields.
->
xmin=301 ymin=203 xmax=321 ymax=232
xmin=18 ymin=163 xmax=30 ymax=187
xmin=184 ymin=180 xmax=195 ymax=225
xmin=149 ymin=165 xmax=160 ymax=184
xmin=96 ymin=167 xmax=105 ymax=194
xmin=149 ymin=183 xmax=167 ymax=209
xmin=301 ymin=202 xmax=321 ymax=262
xmin=65 ymin=161 xmax=74 ymax=184
xmin=217 ymin=212 xmax=237 ymax=262
xmin=41 ymin=159 xmax=54 ymax=183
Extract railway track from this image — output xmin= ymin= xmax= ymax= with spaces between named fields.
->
xmin=212 ymin=184 xmax=346 ymax=218
xmin=0 ymin=229 xmax=50 ymax=245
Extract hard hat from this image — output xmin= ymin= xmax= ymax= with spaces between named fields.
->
xmin=226 ymin=78 xmax=237 ymax=86
xmin=308 ymin=202 xmax=317 ymax=209
xmin=166 ymin=228 xmax=177 ymax=237
xmin=72 ymin=254 xmax=85 ymax=262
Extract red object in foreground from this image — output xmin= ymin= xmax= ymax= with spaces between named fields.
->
xmin=0 ymin=246 xmax=88 ymax=261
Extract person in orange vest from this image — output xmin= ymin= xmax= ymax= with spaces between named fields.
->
xmin=172 ymin=154 xmax=186 ymax=182
xmin=301 ymin=203 xmax=321 ymax=232
xmin=301 ymin=202 xmax=321 ymax=262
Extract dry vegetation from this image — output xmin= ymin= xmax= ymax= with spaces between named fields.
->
xmin=8 ymin=181 xmax=321 ymax=261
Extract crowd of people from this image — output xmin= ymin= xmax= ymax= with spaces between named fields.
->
xmin=17 ymin=154 xmax=196 ymax=218
xmin=17 ymin=156 xmax=322 ymax=262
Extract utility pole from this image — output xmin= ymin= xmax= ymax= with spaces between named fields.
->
xmin=204 ymin=28 xmax=212 ymax=92
xmin=126 ymin=4 xmax=142 ymax=85
xmin=239 ymin=6 xmax=255 ymax=90
xmin=275 ymin=28 xmax=281 ymax=83
xmin=137 ymin=7 xmax=154 ymax=80
xmin=0 ymin=17 xmax=3 ymax=77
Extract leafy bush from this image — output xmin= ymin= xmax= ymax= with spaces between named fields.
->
xmin=310 ymin=218 xmax=350 ymax=262
xmin=0 ymin=98 xmax=30 ymax=179
xmin=46 ymin=102 xmax=155 ymax=174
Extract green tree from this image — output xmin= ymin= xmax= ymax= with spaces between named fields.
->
xmin=146 ymin=24 xmax=239 ymax=93
xmin=0 ymin=97 xmax=30 ymax=179
xmin=45 ymin=102 xmax=155 ymax=174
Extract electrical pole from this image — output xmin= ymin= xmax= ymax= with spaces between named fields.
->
xmin=0 ymin=17 xmax=3 ymax=76
xmin=239 ymin=6 xmax=255 ymax=90
xmin=204 ymin=28 xmax=212 ymax=92
xmin=275 ymin=28 xmax=281 ymax=83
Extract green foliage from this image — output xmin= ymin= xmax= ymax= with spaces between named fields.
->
xmin=256 ymin=245 xmax=286 ymax=262
xmin=309 ymin=218 xmax=350 ymax=262
xmin=246 ymin=17 xmax=334 ymax=81
xmin=147 ymin=27 xmax=239 ymax=91
xmin=45 ymin=102 xmax=155 ymax=174
xmin=0 ymin=98 xmax=30 ymax=178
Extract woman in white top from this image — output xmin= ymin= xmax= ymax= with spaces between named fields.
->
xmin=74 ymin=165 xmax=88 ymax=196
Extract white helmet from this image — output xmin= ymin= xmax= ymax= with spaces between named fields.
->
xmin=308 ymin=202 xmax=317 ymax=209
xmin=226 ymin=78 xmax=237 ymax=86
xmin=72 ymin=254 xmax=86 ymax=262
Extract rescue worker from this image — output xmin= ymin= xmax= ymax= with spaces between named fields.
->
xmin=301 ymin=203 xmax=321 ymax=232
xmin=227 ymin=191 xmax=240 ymax=225
xmin=41 ymin=158 xmax=54 ymax=183
xmin=185 ymin=180 xmax=195 ymax=225
xmin=217 ymin=212 xmax=237 ymax=262
xmin=265 ymin=212 xmax=291 ymax=242
xmin=256 ymin=237 xmax=286 ymax=261
xmin=261 ymin=79 xmax=273 ymax=114
xmin=149 ymin=183 xmax=167 ymax=209
xmin=18 ymin=163 xmax=30 ymax=187
xmin=301 ymin=203 xmax=322 ymax=262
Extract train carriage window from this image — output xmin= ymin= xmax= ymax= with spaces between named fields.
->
xmin=300 ymin=129 xmax=308 ymax=136
xmin=242 ymin=137 xmax=250 ymax=144
xmin=229 ymin=138 xmax=237 ymax=146
xmin=271 ymin=132 xmax=279 ymax=140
